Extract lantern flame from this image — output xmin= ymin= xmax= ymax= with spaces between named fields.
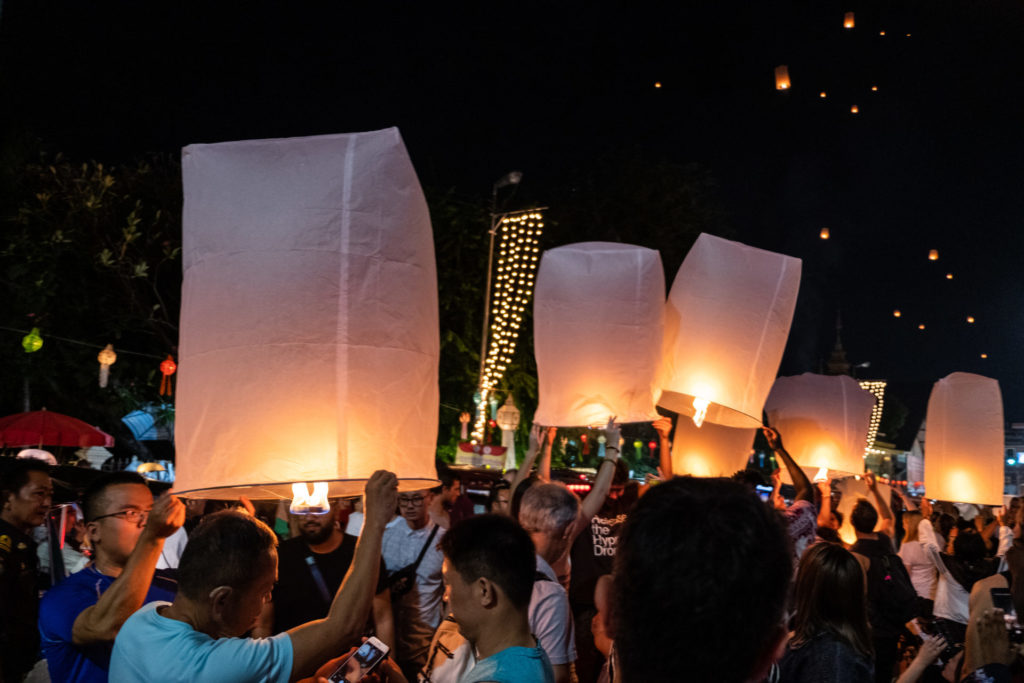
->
xmin=813 ymin=467 xmax=829 ymax=482
xmin=290 ymin=482 xmax=330 ymax=515
xmin=692 ymin=396 xmax=711 ymax=428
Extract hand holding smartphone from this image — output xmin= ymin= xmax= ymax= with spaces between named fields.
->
xmin=328 ymin=637 xmax=390 ymax=682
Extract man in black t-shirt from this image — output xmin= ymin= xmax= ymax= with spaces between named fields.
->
xmin=253 ymin=500 xmax=393 ymax=647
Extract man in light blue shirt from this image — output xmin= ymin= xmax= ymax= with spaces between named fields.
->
xmin=109 ymin=471 xmax=398 ymax=682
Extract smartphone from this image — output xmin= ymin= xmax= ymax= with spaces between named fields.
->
xmin=328 ymin=637 xmax=390 ymax=682
xmin=991 ymin=587 xmax=1015 ymax=615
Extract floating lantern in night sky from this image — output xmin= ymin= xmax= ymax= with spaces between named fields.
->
xmin=893 ymin=309 xmax=901 ymax=318
xmin=534 ymin=243 xmax=664 ymax=427
xmin=851 ymin=105 xmax=859 ymax=114
xmin=928 ymin=249 xmax=939 ymax=260
xmin=819 ymin=227 xmax=830 ymax=240
xmin=844 ymin=12 xmax=855 ymax=28
xmin=774 ymin=66 xmax=791 ymax=90
xmin=925 ymin=372 xmax=1004 ymax=505
xmin=967 ymin=316 xmax=975 ymax=323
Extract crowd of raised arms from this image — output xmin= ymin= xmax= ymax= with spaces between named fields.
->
xmin=2 ymin=417 xmax=1022 ymax=683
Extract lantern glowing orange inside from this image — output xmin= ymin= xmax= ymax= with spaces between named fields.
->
xmin=851 ymin=105 xmax=859 ymax=114
xmin=774 ymin=65 xmax=791 ymax=91
xmin=929 ymin=249 xmax=939 ymax=260
xmin=657 ymin=233 xmax=801 ymax=431
xmin=764 ymin=373 xmax=876 ymax=483
xmin=844 ymin=12 xmax=855 ymax=28
xmin=533 ymin=243 xmax=664 ymax=427
xmin=176 ymin=128 xmax=440 ymax=501
xmin=924 ymin=372 xmax=1004 ymax=505
xmin=893 ymin=309 xmax=901 ymax=317
xmin=671 ymin=418 xmax=756 ymax=477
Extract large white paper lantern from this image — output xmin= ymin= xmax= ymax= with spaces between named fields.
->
xmin=671 ymin=419 xmax=756 ymax=477
xmin=176 ymin=128 xmax=440 ymax=499
xmin=764 ymin=373 xmax=876 ymax=482
xmin=924 ymin=372 xmax=1004 ymax=506
xmin=533 ymin=242 xmax=664 ymax=427
xmin=657 ymin=233 xmax=801 ymax=428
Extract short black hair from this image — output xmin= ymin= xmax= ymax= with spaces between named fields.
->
xmin=0 ymin=458 xmax=50 ymax=503
xmin=177 ymin=510 xmax=278 ymax=599
xmin=440 ymin=514 xmax=535 ymax=610
xmin=610 ymin=477 xmax=791 ymax=683
xmin=850 ymin=498 xmax=879 ymax=534
xmin=437 ymin=469 xmax=461 ymax=490
xmin=487 ymin=480 xmax=511 ymax=511
xmin=82 ymin=471 xmax=148 ymax=523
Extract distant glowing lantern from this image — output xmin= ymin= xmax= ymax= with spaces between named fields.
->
xmin=765 ymin=373 xmax=877 ymax=482
xmin=844 ymin=12 xmax=855 ymax=28
xmin=22 ymin=327 xmax=43 ymax=353
xmin=967 ymin=316 xmax=975 ymax=323
xmin=851 ymin=105 xmax=859 ymax=114
xmin=671 ymin=418 xmax=756 ymax=477
xmin=97 ymin=344 xmax=117 ymax=388
xmin=981 ymin=353 xmax=988 ymax=359
xmin=820 ymin=92 xmax=827 ymax=98
xmin=534 ymin=243 xmax=664 ymax=427
xmin=774 ymin=66 xmax=791 ymax=91
xmin=918 ymin=324 xmax=926 ymax=330
xmin=946 ymin=273 xmax=954 ymax=280
xmin=820 ymin=227 xmax=830 ymax=240
xmin=159 ymin=355 xmax=176 ymax=396
xmin=871 ymin=86 xmax=878 ymax=92
xmin=893 ymin=309 xmax=901 ymax=318
xmin=924 ymin=372 xmax=1004 ymax=505
xmin=496 ymin=396 xmax=521 ymax=470
xmin=879 ymin=31 xmax=886 ymax=36
xmin=928 ymin=249 xmax=939 ymax=260
xmin=657 ymin=233 xmax=801 ymax=429
xmin=654 ymin=82 xmax=662 ymax=88
xmin=175 ymin=128 xmax=440 ymax=500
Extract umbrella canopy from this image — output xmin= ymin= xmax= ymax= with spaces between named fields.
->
xmin=0 ymin=410 xmax=114 ymax=449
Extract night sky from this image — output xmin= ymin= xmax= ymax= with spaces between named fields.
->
xmin=4 ymin=0 xmax=1023 ymax=433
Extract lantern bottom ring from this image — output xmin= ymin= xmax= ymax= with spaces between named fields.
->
xmin=175 ymin=477 xmax=441 ymax=501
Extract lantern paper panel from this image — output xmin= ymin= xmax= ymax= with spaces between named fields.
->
xmin=924 ymin=372 xmax=1004 ymax=506
xmin=671 ymin=418 xmax=756 ymax=478
xmin=765 ymin=373 xmax=876 ymax=483
xmin=835 ymin=477 xmax=892 ymax=545
xmin=176 ymin=128 xmax=440 ymax=499
xmin=533 ymin=242 xmax=665 ymax=427
xmin=657 ymin=233 xmax=801 ymax=428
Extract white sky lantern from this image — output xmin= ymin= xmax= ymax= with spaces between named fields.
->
xmin=657 ymin=233 xmax=801 ymax=429
xmin=533 ymin=242 xmax=664 ymax=427
xmin=671 ymin=418 xmax=756 ymax=477
xmin=176 ymin=128 xmax=440 ymax=501
xmin=924 ymin=372 xmax=1004 ymax=505
xmin=764 ymin=373 xmax=876 ymax=482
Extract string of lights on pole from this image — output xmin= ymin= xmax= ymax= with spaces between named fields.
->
xmin=472 ymin=211 xmax=543 ymax=442
xmin=859 ymin=380 xmax=887 ymax=456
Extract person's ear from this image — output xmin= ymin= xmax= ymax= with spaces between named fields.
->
xmin=593 ymin=574 xmax=615 ymax=639
xmin=477 ymin=577 xmax=498 ymax=609
xmin=209 ymin=586 xmax=233 ymax=618
xmin=86 ymin=521 xmax=102 ymax=546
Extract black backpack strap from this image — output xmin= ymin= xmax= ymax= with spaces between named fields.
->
xmin=304 ymin=554 xmax=332 ymax=604
xmin=408 ymin=524 xmax=440 ymax=575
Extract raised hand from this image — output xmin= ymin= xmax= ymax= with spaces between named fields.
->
xmin=363 ymin=471 xmax=399 ymax=530
xmin=144 ymin=492 xmax=185 ymax=539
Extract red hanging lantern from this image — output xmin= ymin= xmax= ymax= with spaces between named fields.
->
xmin=160 ymin=355 xmax=177 ymax=396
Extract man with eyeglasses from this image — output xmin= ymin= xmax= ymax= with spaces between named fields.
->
xmin=38 ymin=471 xmax=185 ymax=683
xmin=382 ymin=488 xmax=446 ymax=679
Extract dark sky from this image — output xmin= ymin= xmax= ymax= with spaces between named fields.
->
xmin=4 ymin=0 xmax=1024 ymax=428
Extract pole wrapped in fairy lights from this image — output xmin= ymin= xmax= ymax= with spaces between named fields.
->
xmin=471 ymin=209 xmax=544 ymax=442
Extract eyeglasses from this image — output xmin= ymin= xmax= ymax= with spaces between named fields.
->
xmin=91 ymin=508 xmax=150 ymax=525
xmin=398 ymin=495 xmax=426 ymax=507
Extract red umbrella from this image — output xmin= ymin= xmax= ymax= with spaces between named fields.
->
xmin=0 ymin=409 xmax=114 ymax=448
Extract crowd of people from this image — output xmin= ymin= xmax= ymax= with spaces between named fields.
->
xmin=2 ymin=417 xmax=1023 ymax=683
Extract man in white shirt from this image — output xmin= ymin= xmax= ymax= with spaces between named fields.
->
xmin=108 ymin=471 xmax=397 ymax=683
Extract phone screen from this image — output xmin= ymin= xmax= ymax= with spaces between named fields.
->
xmin=328 ymin=640 xmax=389 ymax=682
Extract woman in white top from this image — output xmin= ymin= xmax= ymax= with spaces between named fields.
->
xmin=898 ymin=511 xmax=937 ymax=618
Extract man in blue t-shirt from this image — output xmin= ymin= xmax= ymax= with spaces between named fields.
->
xmin=38 ymin=472 xmax=185 ymax=683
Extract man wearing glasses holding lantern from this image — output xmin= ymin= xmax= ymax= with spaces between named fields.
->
xmin=382 ymin=487 xmax=446 ymax=679
xmin=38 ymin=471 xmax=185 ymax=683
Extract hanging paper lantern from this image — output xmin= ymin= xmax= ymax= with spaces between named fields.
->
xmin=533 ymin=243 xmax=664 ymax=427
xmin=928 ymin=249 xmax=939 ymax=260
xmin=22 ymin=327 xmax=43 ymax=353
xmin=844 ymin=12 xmax=855 ymax=28
xmin=657 ymin=233 xmax=801 ymax=429
xmin=176 ymin=128 xmax=440 ymax=500
xmin=924 ymin=372 xmax=1004 ymax=505
xmin=764 ymin=373 xmax=877 ymax=482
xmin=159 ymin=355 xmax=176 ymax=396
xmin=774 ymin=65 xmax=791 ymax=91
xmin=97 ymin=344 xmax=117 ymax=388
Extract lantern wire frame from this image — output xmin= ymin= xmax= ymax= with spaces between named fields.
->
xmin=175 ymin=477 xmax=441 ymax=501
xmin=656 ymin=390 xmax=764 ymax=429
